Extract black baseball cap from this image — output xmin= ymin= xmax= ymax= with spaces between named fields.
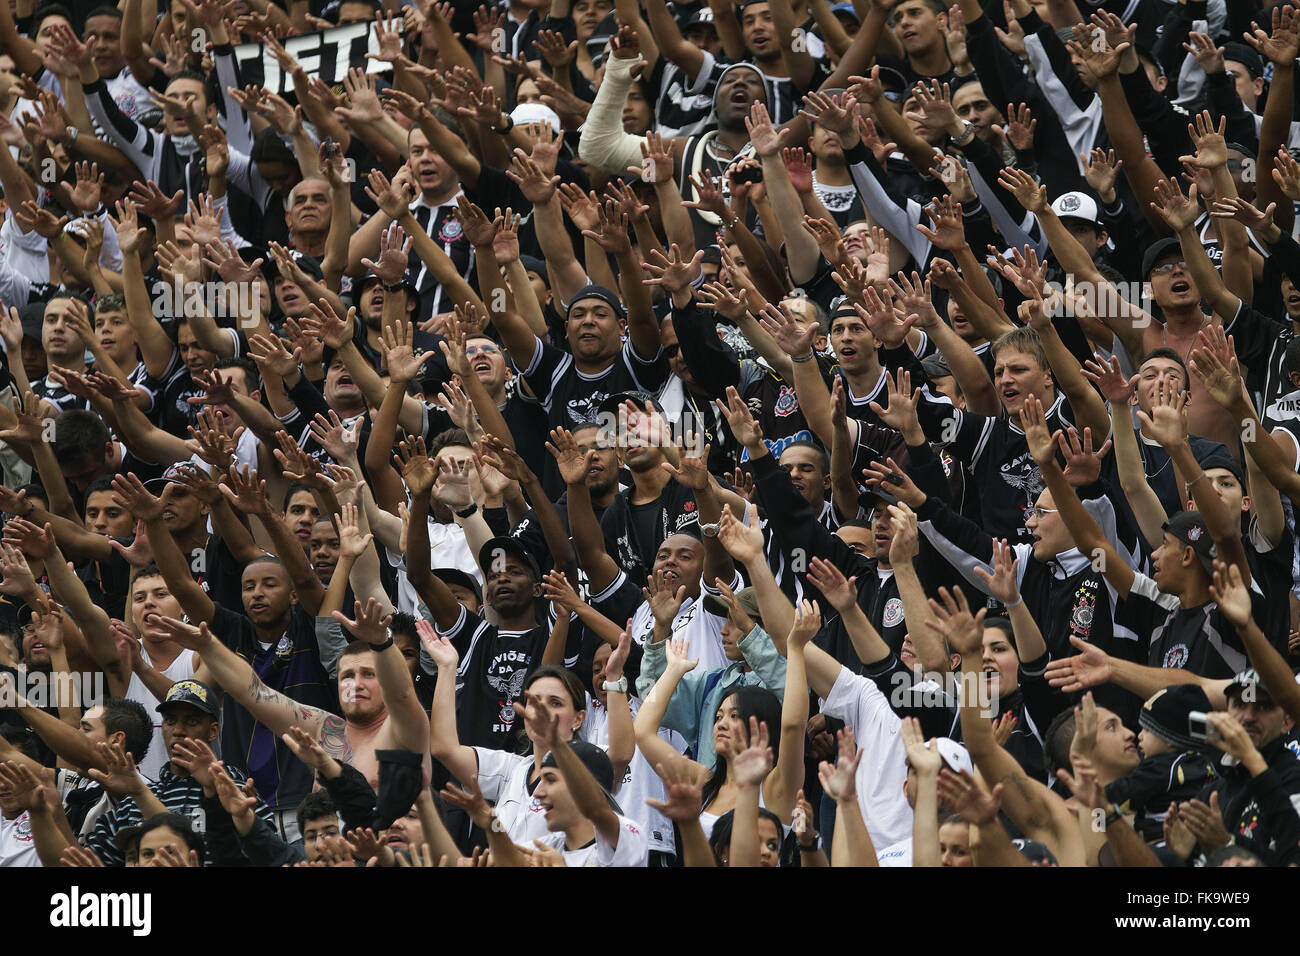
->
xmin=541 ymin=739 xmax=623 ymax=813
xmin=156 ymin=679 xmax=220 ymax=718
xmin=356 ymin=269 xmax=419 ymax=299
xmin=1162 ymin=510 xmax=1216 ymax=576
xmin=597 ymin=389 xmax=665 ymax=418
xmin=1225 ymin=667 xmax=1271 ymax=703
xmin=478 ymin=537 xmax=541 ymax=582
xmin=1140 ymin=684 xmax=1213 ymax=750
xmin=431 ymin=567 xmax=483 ymax=604
xmin=144 ymin=462 xmax=202 ymax=490
xmin=1141 ymin=237 xmax=1184 ymax=279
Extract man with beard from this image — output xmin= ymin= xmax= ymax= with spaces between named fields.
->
xmin=111 ymin=473 xmax=333 ymax=838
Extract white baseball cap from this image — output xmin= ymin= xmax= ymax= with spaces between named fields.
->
xmin=511 ymin=103 xmax=562 ymax=135
xmin=1050 ymin=190 xmax=1100 ymax=225
xmin=931 ymin=737 xmax=974 ymax=776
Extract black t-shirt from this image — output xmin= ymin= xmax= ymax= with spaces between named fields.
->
xmin=441 ymin=604 xmax=552 ymax=751
xmin=521 ymin=337 xmax=671 ymax=432
xmin=1117 ymin=573 xmax=1258 ymax=679
xmin=599 ymin=480 xmax=700 ymax=584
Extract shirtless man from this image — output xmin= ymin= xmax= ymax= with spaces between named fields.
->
xmin=154 ymin=598 xmax=428 ymax=790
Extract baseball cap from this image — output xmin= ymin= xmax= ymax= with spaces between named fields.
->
xmin=831 ymin=1 xmax=860 ymax=20
xmin=355 ymin=269 xmax=419 ymax=300
xmin=1012 ymin=838 xmax=1059 ymax=865
xmin=1162 ymin=510 xmax=1216 ymax=576
xmin=1051 ymin=191 xmax=1100 ymax=226
xmin=478 ymin=536 xmax=541 ymax=583
xmin=702 ymin=585 xmax=762 ymax=623
xmin=906 ymin=737 xmax=973 ymax=775
xmin=512 ymin=103 xmax=562 ymax=134
xmin=921 ymin=354 xmax=952 ymax=380
xmin=262 ymin=251 xmax=325 ymax=285
xmin=597 ymin=389 xmax=666 ymax=419
xmin=1140 ymin=684 xmax=1214 ymax=750
xmin=1225 ymin=668 xmax=1269 ymax=702
xmin=19 ymin=303 xmax=45 ymax=342
xmin=432 ymin=567 xmax=483 ymax=604
xmin=1141 ymin=237 xmax=1183 ymax=279
xmin=144 ymin=462 xmax=201 ymax=490
xmin=157 ymin=679 xmax=220 ymax=718
xmin=686 ymin=6 xmax=715 ymax=25
xmin=542 ymin=739 xmax=623 ymax=813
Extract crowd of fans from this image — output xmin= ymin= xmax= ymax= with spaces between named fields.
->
xmin=0 ymin=0 xmax=1298 ymax=870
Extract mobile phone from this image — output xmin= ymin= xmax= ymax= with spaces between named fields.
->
xmin=1188 ymin=711 xmax=1220 ymax=744
xmin=732 ymin=165 xmax=763 ymax=185
xmin=885 ymin=471 xmax=905 ymax=485
xmin=322 ymin=137 xmax=340 ymax=159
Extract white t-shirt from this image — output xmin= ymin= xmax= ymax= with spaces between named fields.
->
xmin=579 ymin=693 xmax=685 ymax=855
xmin=821 ymin=666 xmax=913 ymax=850
xmin=0 ymin=810 xmax=41 ymax=867
xmin=877 ymin=837 xmax=913 ymax=867
xmin=622 ymin=569 xmax=742 ymax=674
xmin=473 ymin=747 xmax=549 ymax=846
xmin=538 ymin=813 xmax=649 ymax=867
xmin=125 ymin=646 xmax=198 ymax=782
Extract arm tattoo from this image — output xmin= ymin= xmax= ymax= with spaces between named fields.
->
xmin=318 ymin=715 xmax=354 ymax=764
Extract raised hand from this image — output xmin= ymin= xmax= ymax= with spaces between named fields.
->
xmin=804 ymin=556 xmax=858 ymax=613
xmin=973 ymin=538 xmax=1021 ymax=606
xmin=1149 ymin=176 xmax=1199 ymax=232
xmin=817 ymin=728 xmax=862 ymax=802
xmin=716 ymin=501 xmax=765 ymax=565
xmin=731 ymin=715 xmax=773 ymax=785
xmin=923 ymin=585 xmax=985 ymax=658
xmin=642 ymin=569 xmax=687 ymax=627
xmin=644 ymin=755 xmax=706 ymax=821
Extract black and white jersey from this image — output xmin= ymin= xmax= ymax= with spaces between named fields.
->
xmin=30 ymin=374 xmax=89 ymax=413
xmin=440 ymin=604 xmax=557 ymax=752
xmin=1119 ymin=572 xmax=1263 ymax=678
xmin=648 ymin=52 xmax=724 ymax=139
xmin=520 ymin=335 xmax=671 ymax=430
xmin=922 ymin=393 xmax=1078 ymax=544
xmin=406 ymin=194 xmax=475 ymax=325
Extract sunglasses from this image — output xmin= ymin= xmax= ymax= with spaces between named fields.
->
xmin=465 ymin=344 xmax=501 ymax=357
xmin=1150 ymin=261 xmax=1187 ymax=275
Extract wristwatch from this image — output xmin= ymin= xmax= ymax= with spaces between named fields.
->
xmin=382 ymin=281 xmax=406 ymax=293
xmin=602 ymin=677 xmax=629 ymax=694
xmin=372 ymin=628 xmax=395 ymax=652
xmin=1104 ymin=802 xmax=1123 ymax=826
xmin=951 ymin=120 xmax=976 ymax=147
xmin=700 ymin=522 xmax=720 ymax=538
xmin=454 ymin=502 xmax=479 ymax=519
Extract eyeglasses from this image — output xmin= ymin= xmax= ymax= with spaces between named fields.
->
xmin=465 ymin=344 xmax=500 ymax=357
xmin=1150 ymin=260 xmax=1187 ymax=275
xmin=1025 ymin=506 xmax=1058 ymax=519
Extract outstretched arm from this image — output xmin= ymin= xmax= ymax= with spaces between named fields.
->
xmin=155 ymin=617 xmax=347 ymax=762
